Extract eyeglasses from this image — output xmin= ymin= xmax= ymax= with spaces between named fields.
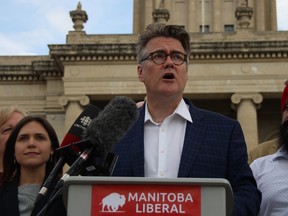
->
xmin=141 ymin=51 xmax=187 ymax=66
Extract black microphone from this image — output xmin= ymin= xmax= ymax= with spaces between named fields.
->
xmin=36 ymin=96 xmax=139 ymax=216
xmin=58 ymin=96 xmax=139 ymax=183
xmin=34 ymin=96 xmax=139 ymax=216
xmin=32 ymin=104 xmax=100 ymax=216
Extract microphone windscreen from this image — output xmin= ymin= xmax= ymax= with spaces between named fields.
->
xmin=58 ymin=96 xmax=138 ymax=176
xmin=82 ymin=96 xmax=139 ymax=153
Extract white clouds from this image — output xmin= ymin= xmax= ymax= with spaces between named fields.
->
xmin=0 ymin=33 xmax=35 ymax=55
xmin=0 ymin=0 xmax=287 ymax=55
xmin=78 ymin=0 xmax=133 ymax=34
xmin=45 ymin=7 xmax=73 ymax=34
xmin=0 ymin=0 xmax=133 ymax=55
xmin=0 ymin=0 xmax=70 ymax=55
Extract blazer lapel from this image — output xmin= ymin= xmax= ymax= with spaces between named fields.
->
xmin=130 ymin=107 xmax=145 ymax=176
xmin=178 ymin=100 xmax=206 ymax=177
xmin=130 ymin=100 xmax=207 ymax=177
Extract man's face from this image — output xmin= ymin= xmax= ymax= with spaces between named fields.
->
xmin=137 ymin=37 xmax=188 ymax=100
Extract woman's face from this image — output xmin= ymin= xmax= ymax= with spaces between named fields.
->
xmin=14 ymin=121 xmax=52 ymax=170
xmin=0 ymin=112 xmax=25 ymax=157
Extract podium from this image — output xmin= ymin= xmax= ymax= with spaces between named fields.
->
xmin=63 ymin=176 xmax=233 ymax=216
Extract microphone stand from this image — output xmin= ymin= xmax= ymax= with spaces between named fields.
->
xmin=32 ymin=140 xmax=89 ymax=216
xmin=34 ymin=185 xmax=64 ymax=216
xmin=35 ymin=146 xmax=95 ymax=216
xmin=33 ymin=157 xmax=66 ymax=207
xmin=34 ymin=138 xmax=119 ymax=216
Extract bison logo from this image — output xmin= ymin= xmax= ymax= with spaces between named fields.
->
xmin=100 ymin=192 xmax=126 ymax=212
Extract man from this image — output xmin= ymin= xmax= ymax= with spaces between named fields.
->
xmin=113 ymin=24 xmax=261 ymax=216
xmin=250 ymin=82 xmax=288 ymax=215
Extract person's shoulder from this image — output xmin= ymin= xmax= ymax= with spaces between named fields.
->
xmin=0 ymin=179 xmax=18 ymax=191
xmin=248 ymin=138 xmax=279 ymax=164
xmin=252 ymin=152 xmax=274 ymax=163
xmin=0 ymin=179 xmax=13 ymax=196
xmin=185 ymin=98 xmax=236 ymax=123
xmin=250 ymin=153 xmax=273 ymax=179
xmin=250 ymin=150 xmax=277 ymax=171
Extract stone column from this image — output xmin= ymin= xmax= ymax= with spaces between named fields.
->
xmin=188 ymin=0 xmax=197 ymax=32
xmin=213 ymin=0 xmax=222 ymax=32
xmin=270 ymin=0 xmax=277 ymax=31
xmin=58 ymin=95 xmax=90 ymax=133
xmin=254 ymin=0 xmax=265 ymax=31
xmin=231 ymin=93 xmax=263 ymax=151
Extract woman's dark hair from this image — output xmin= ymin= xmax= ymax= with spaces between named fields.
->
xmin=136 ymin=24 xmax=190 ymax=64
xmin=2 ymin=116 xmax=60 ymax=184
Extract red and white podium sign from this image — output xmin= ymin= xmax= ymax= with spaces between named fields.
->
xmin=91 ymin=184 xmax=201 ymax=215
xmin=63 ymin=177 xmax=233 ymax=216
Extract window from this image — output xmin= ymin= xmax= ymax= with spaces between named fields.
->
xmin=224 ymin=25 xmax=234 ymax=32
xmin=200 ymin=25 xmax=210 ymax=33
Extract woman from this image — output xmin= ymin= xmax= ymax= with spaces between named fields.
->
xmin=0 ymin=106 xmax=28 ymax=184
xmin=0 ymin=116 xmax=65 ymax=216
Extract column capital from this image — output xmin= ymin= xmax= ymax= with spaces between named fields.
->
xmin=231 ymin=93 xmax=262 ymax=151
xmin=231 ymin=93 xmax=263 ymax=109
xmin=58 ymin=95 xmax=90 ymax=107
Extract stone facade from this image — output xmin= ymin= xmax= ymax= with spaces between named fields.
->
xmin=0 ymin=0 xmax=287 ymax=151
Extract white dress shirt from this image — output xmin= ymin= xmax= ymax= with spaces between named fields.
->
xmin=144 ymin=99 xmax=192 ymax=178
xmin=250 ymin=147 xmax=288 ymax=216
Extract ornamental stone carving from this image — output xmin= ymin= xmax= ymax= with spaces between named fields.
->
xmin=58 ymin=95 xmax=90 ymax=107
xmin=70 ymin=2 xmax=88 ymax=31
xmin=231 ymin=93 xmax=263 ymax=109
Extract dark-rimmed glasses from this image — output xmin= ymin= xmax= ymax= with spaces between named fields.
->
xmin=141 ymin=51 xmax=187 ymax=66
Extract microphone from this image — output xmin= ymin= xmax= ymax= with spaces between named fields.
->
xmin=35 ymin=96 xmax=138 ymax=216
xmin=32 ymin=104 xmax=100 ymax=214
xmin=58 ymin=96 xmax=139 ymax=182
xmin=58 ymin=104 xmax=101 ymax=166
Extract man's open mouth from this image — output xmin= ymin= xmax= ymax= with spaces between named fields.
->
xmin=163 ymin=73 xmax=175 ymax=79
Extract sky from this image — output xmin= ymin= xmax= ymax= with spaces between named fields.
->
xmin=0 ymin=0 xmax=287 ymax=56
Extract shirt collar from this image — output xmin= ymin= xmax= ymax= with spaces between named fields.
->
xmin=272 ymin=146 xmax=288 ymax=161
xmin=144 ymin=98 xmax=192 ymax=124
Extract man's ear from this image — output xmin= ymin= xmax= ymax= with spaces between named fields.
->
xmin=137 ymin=64 xmax=144 ymax=82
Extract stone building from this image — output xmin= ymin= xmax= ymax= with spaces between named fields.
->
xmin=0 ymin=0 xmax=287 ymax=152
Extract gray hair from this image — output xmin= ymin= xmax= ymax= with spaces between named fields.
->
xmin=136 ymin=24 xmax=190 ymax=64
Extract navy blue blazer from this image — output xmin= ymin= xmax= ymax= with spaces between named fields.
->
xmin=112 ymin=98 xmax=261 ymax=216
